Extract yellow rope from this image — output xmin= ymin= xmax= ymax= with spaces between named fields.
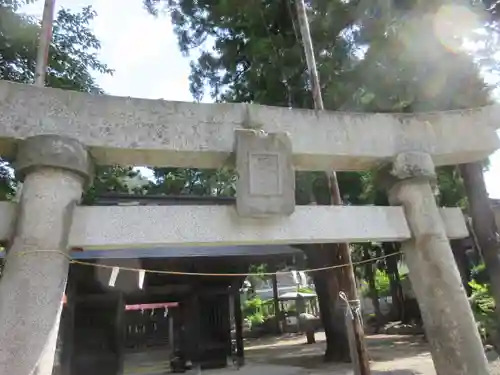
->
xmin=4 ymin=249 xmax=402 ymax=277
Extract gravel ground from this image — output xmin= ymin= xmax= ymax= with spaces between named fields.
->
xmin=244 ymin=333 xmax=500 ymax=374
xmin=124 ymin=333 xmax=500 ymax=374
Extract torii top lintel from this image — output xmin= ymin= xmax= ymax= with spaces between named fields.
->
xmin=0 ymin=80 xmax=498 ymax=171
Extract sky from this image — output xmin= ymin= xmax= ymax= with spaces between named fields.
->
xmin=20 ymin=0 xmax=500 ymax=198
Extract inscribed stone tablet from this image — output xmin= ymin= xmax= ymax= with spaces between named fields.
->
xmin=235 ymin=129 xmax=294 ymax=217
xmin=249 ymin=153 xmax=281 ymax=196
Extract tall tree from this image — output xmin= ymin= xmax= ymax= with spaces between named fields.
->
xmin=147 ymin=0 xmax=360 ymax=106
xmin=352 ymin=0 xmax=500 ymax=333
xmin=147 ymin=167 xmax=236 ymax=196
xmin=144 ymin=0 xmax=366 ymax=361
xmin=0 ymin=3 xmax=145 ymax=201
xmin=0 ymin=3 xmax=111 ymax=90
xmin=144 ymin=0 xmax=500 ymax=356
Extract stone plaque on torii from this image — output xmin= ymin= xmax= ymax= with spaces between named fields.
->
xmin=0 ymin=80 xmax=498 ymax=375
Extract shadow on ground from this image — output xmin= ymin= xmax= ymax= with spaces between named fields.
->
xmin=245 ymin=333 xmax=429 ymax=370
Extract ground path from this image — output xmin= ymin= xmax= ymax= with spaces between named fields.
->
xmin=124 ymin=333 xmax=500 ymax=374
xmin=245 ymin=332 xmax=435 ymax=373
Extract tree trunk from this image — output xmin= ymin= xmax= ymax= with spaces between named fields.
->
xmin=271 ymin=274 xmax=281 ymax=334
xmin=304 ymin=245 xmax=350 ymax=362
xmin=363 ymin=248 xmax=383 ymax=328
xmin=382 ymin=243 xmax=404 ymax=321
xmin=460 ymin=161 xmax=500 ymax=348
xmin=450 ymin=239 xmax=472 ymax=296
xmin=460 ymin=163 xmax=500 ymax=302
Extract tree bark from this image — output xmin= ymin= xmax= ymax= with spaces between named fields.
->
xmin=460 ymin=161 xmax=500 ymax=348
xmin=304 ymin=245 xmax=350 ymax=362
xmin=271 ymin=274 xmax=281 ymax=334
xmin=382 ymin=243 xmax=404 ymax=321
xmin=460 ymin=163 xmax=500 ymax=305
xmin=363 ymin=248 xmax=383 ymax=327
xmin=450 ymin=239 xmax=472 ymax=296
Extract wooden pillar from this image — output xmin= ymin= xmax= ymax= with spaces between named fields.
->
xmin=115 ymin=293 xmax=125 ymax=375
xmin=271 ymin=274 xmax=281 ymax=334
xmin=189 ymin=293 xmax=201 ymax=367
xmin=72 ymin=293 xmax=124 ymax=375
xmin=233 ymin=286 xmax=244 ymax=364
xmin=169 ymin=310 xmax=175 ymax=350
xmin=59 ymin=272 xmax=76 ymax=375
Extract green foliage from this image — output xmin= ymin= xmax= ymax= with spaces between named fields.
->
xmin=243 ymin=296 xmax=263 ymax=318
xmin=436 ymin=167 xmax=467 ymax=208
xmin=241 ymin=264 xmax=268 ymax=298
xmin=148 ymin=167 xmax=236 ymax=196
xmin=0 ymin=4 xmax=111 ymax=90
xmin=0 ymin=3 xmax=116 ymax=199
xmin=82 ymin=166 xmax=145 ymax=204
xmin=247 ymin=312 xmax=265 ymax=326
xmin=143 ymin=0 xmax=491 ymax=210
xmin=153 ymin=4 xmax=368 ymax=231
xmin=472 ymin=263 xmax=490 ymax=285
xmin=374 ymin=269 xmax=391 ymax=298
xmin=49 ymin=6 xmax=113 ymax=92
xmin=361 ymin=269 xmax=391 ymax=298
xmin=469 ymin=279 xmax=497 ymax=341
xmin=298 ymin=286 xmax=314 ymax=294
xmin=185 ymin=1 xmax=355 ymax=105
xmin=248 ymin=264 xmax=267 ymax=275
xmin=351 ymin=1 xmax=492 ymax=113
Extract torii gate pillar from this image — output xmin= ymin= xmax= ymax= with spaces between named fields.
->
xmin=381 ymin=152 xmax=489 ymax=375
xmin=0 ymin=135 xmax=92 ymax=375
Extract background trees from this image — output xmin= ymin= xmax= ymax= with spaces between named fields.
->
xmin=142 ymin=0 xmax=500 ymax=358
xmin=0 ymin=2 xmax=153 ymax=202
xmin=2 ymin=0 xmax=500 ymax=359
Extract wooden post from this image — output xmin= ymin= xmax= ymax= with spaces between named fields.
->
xmin=341 ymin=292 xmax=362 ymax=375
xmin=35 ymin=0 xmax=56 ymax=86
xmin=60 ymin=274 xmax=75 ymax=375
xmin=191 ymin=293 xmax=201 ymax=369
xmin=271 ymin=274 xmax=282 ymax=334
xmin=233 ymin=285 xmax=244 ymax=365
xmin=294 ymin=0 xmax=370 ymax=373
xmin=169 ymin=311 xmax=175 ymax=350
xmin=115 ymin=293 xmax=125 ymax=375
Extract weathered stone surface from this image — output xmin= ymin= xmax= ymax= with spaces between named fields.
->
xmin=384 ymin=153 xmax=489 ymax=375
xmin=0 ymin=170 xmax=85 ymax=375
xmin=235 ymin=129 xmax=295 ymax=217
xmin=0 ymin=81 xmax=498 ymax=171
xmin=391 ymin=152 xmax=437 ymax=181
xmin=68 ymin=205 xmax=411 ymax=249
xmin=0 ymin=203 xmax=471 ymax=250
xmin=0 ymin=135 xmax=92 ymax=375
xmin=0 ymin=204 xmax=467 ymax=254
xmin=15 ymin=134 xmax=93 ymax=186
xmin=64 ymin=205 xmax=468 ymax=250
xmin=0 ymin=201 xmax=16 ymax=244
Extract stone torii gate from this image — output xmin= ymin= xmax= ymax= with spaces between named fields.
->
xmin=0 ymin=80 xmax=498 ymax=375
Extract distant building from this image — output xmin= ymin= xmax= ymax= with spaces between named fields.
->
xmin=252 ymin=271 xmax=313 ymax=301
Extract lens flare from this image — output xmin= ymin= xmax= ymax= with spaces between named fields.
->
xmin=433 ymin=5 xmax=481 ymax=52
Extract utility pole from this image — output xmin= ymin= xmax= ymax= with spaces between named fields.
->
xmin=35 ymin=0 xmax=56 ymax=87
xmin=294 ymin=1 xmax=371 ymax=374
